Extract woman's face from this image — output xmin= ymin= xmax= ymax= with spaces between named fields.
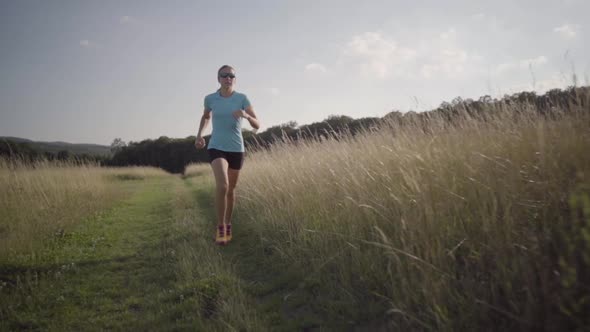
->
xmin=218 ymin=68 xmax=236 ymax=89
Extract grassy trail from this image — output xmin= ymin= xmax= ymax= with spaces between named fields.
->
xmin=1 ymin=173 xmax=322 ymax=331
xmin=1 ymin=176 xmax=202 ymax=330
xmin=187 ymin=177 xmax=337 ymax=331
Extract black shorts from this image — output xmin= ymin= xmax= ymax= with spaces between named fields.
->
xmin=208 ymin=148 xmax=245 ymax=170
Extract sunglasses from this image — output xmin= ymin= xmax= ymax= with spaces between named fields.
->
xmin=219 ymin=73 xmax=235 ymax=79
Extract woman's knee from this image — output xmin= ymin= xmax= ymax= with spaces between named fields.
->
xmin=216 ymin=182 xmax=229 ymax=194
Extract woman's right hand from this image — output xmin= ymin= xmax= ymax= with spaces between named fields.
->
xmin=194 ymin=136 xmax=206 ymax=149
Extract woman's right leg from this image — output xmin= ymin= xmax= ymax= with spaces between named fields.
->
xmin=210 ymin=158 xmax=229 ymax=227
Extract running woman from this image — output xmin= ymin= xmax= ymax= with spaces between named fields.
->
xmin=194 ymin=65 xmax=260 ymax=245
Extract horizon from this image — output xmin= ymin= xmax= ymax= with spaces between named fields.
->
xmin=1 ymin=0 xmax=588 ymax=145
xmin=1 ymin=84 xmax=585 ymax=146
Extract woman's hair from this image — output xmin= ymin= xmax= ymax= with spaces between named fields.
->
xmin=218 ymin=65 xmax=235 ymax=76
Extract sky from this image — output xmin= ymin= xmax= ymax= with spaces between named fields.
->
xmin=1 ymin=0 xmax=588 ymax=145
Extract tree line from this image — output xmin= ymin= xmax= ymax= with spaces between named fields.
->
xmin=0 ymin=140 xmax=108 ymax=164
xmin=3 ymin=86 xmax=588 ymax=173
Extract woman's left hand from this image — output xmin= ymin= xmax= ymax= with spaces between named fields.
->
xmin=232 ymin=109 xmax=248 ymax=120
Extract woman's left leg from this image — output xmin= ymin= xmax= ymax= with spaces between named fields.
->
xmin=224 ymin=151 xmax=243 ymax=242
xmin=225 ymin=168 xmax=240 ymax=225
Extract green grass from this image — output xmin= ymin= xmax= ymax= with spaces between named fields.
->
xmin=0 ymin=161 xmax=168 ymax=261
xmin=1 ymin=176 xmax=205 ymax=330
xmin=1 ymin=172 xmax=279 ymax=331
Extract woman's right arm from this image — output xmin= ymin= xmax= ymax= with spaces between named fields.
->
xmin=195 ymin=108 xmax=211 ymax=149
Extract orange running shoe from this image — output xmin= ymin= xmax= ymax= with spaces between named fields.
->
xmin=215 ymin=224 xmax=226 ymax=245
xmin=225 ymin=224 xmax=232 ymax=242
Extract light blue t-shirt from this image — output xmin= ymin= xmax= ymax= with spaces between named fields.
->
xmin=204 ymin=90 xmax=251 ymax=152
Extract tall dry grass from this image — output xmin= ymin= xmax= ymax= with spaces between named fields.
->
xmin=0 ymin=159 xmax=167 ymax=264
xmin=236 ymin=98 xmax=590 ymax=330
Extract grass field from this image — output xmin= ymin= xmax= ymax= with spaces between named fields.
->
xmin=1 ymin=96 xmax=589 ymax=331
xmin=0 ymin=161 xmax=167 ymax=263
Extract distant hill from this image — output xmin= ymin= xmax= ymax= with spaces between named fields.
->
xmin=0 ymin=136 xmax=111 ymax=157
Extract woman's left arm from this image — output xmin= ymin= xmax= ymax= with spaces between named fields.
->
xmin=241 ymin=106 xmax=260 ymax=130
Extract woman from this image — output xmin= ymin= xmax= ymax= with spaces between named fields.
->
xmin=194 ymin=65 xmax=260 ymax=245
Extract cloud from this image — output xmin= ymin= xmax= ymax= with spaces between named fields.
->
xmin=553 ymin=24 xmax=579 ymax=39
xmin=342 ymin=31 xmax=417 ymax=78
xmin=420 ymin=64 xmax=438 ymax=79
xmin=304 ymin=63 xmax=327 ymax=74
xmin=471 ymin=13 xmax=486 ymax=20
xmin=494 ymin=56 xmax=548 ymax=75
xmin=535 ymin=76 xmax=567 ymax=91
xmin=338 ymin=29 xmax=487 ymax=80
xmin=505 ymin=73 xmax=568 ymax=94
xmin=419 ymin=29 xmax=477 ymax=79
xmin=79 ymin=39 xmax=101 ymax=48
xmin=439 ymin=28 xmax=457 ymax=40
xmin=120 ymin=16 xmax=139 ymax=24
xmin=520 ymin=56 xmax=547 ymax=67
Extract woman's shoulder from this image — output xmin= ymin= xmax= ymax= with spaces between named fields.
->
xmin=205 ymin=91 xmax=220 ymax=100
xmin=233 ymin=91 xmax=250 ymax=100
